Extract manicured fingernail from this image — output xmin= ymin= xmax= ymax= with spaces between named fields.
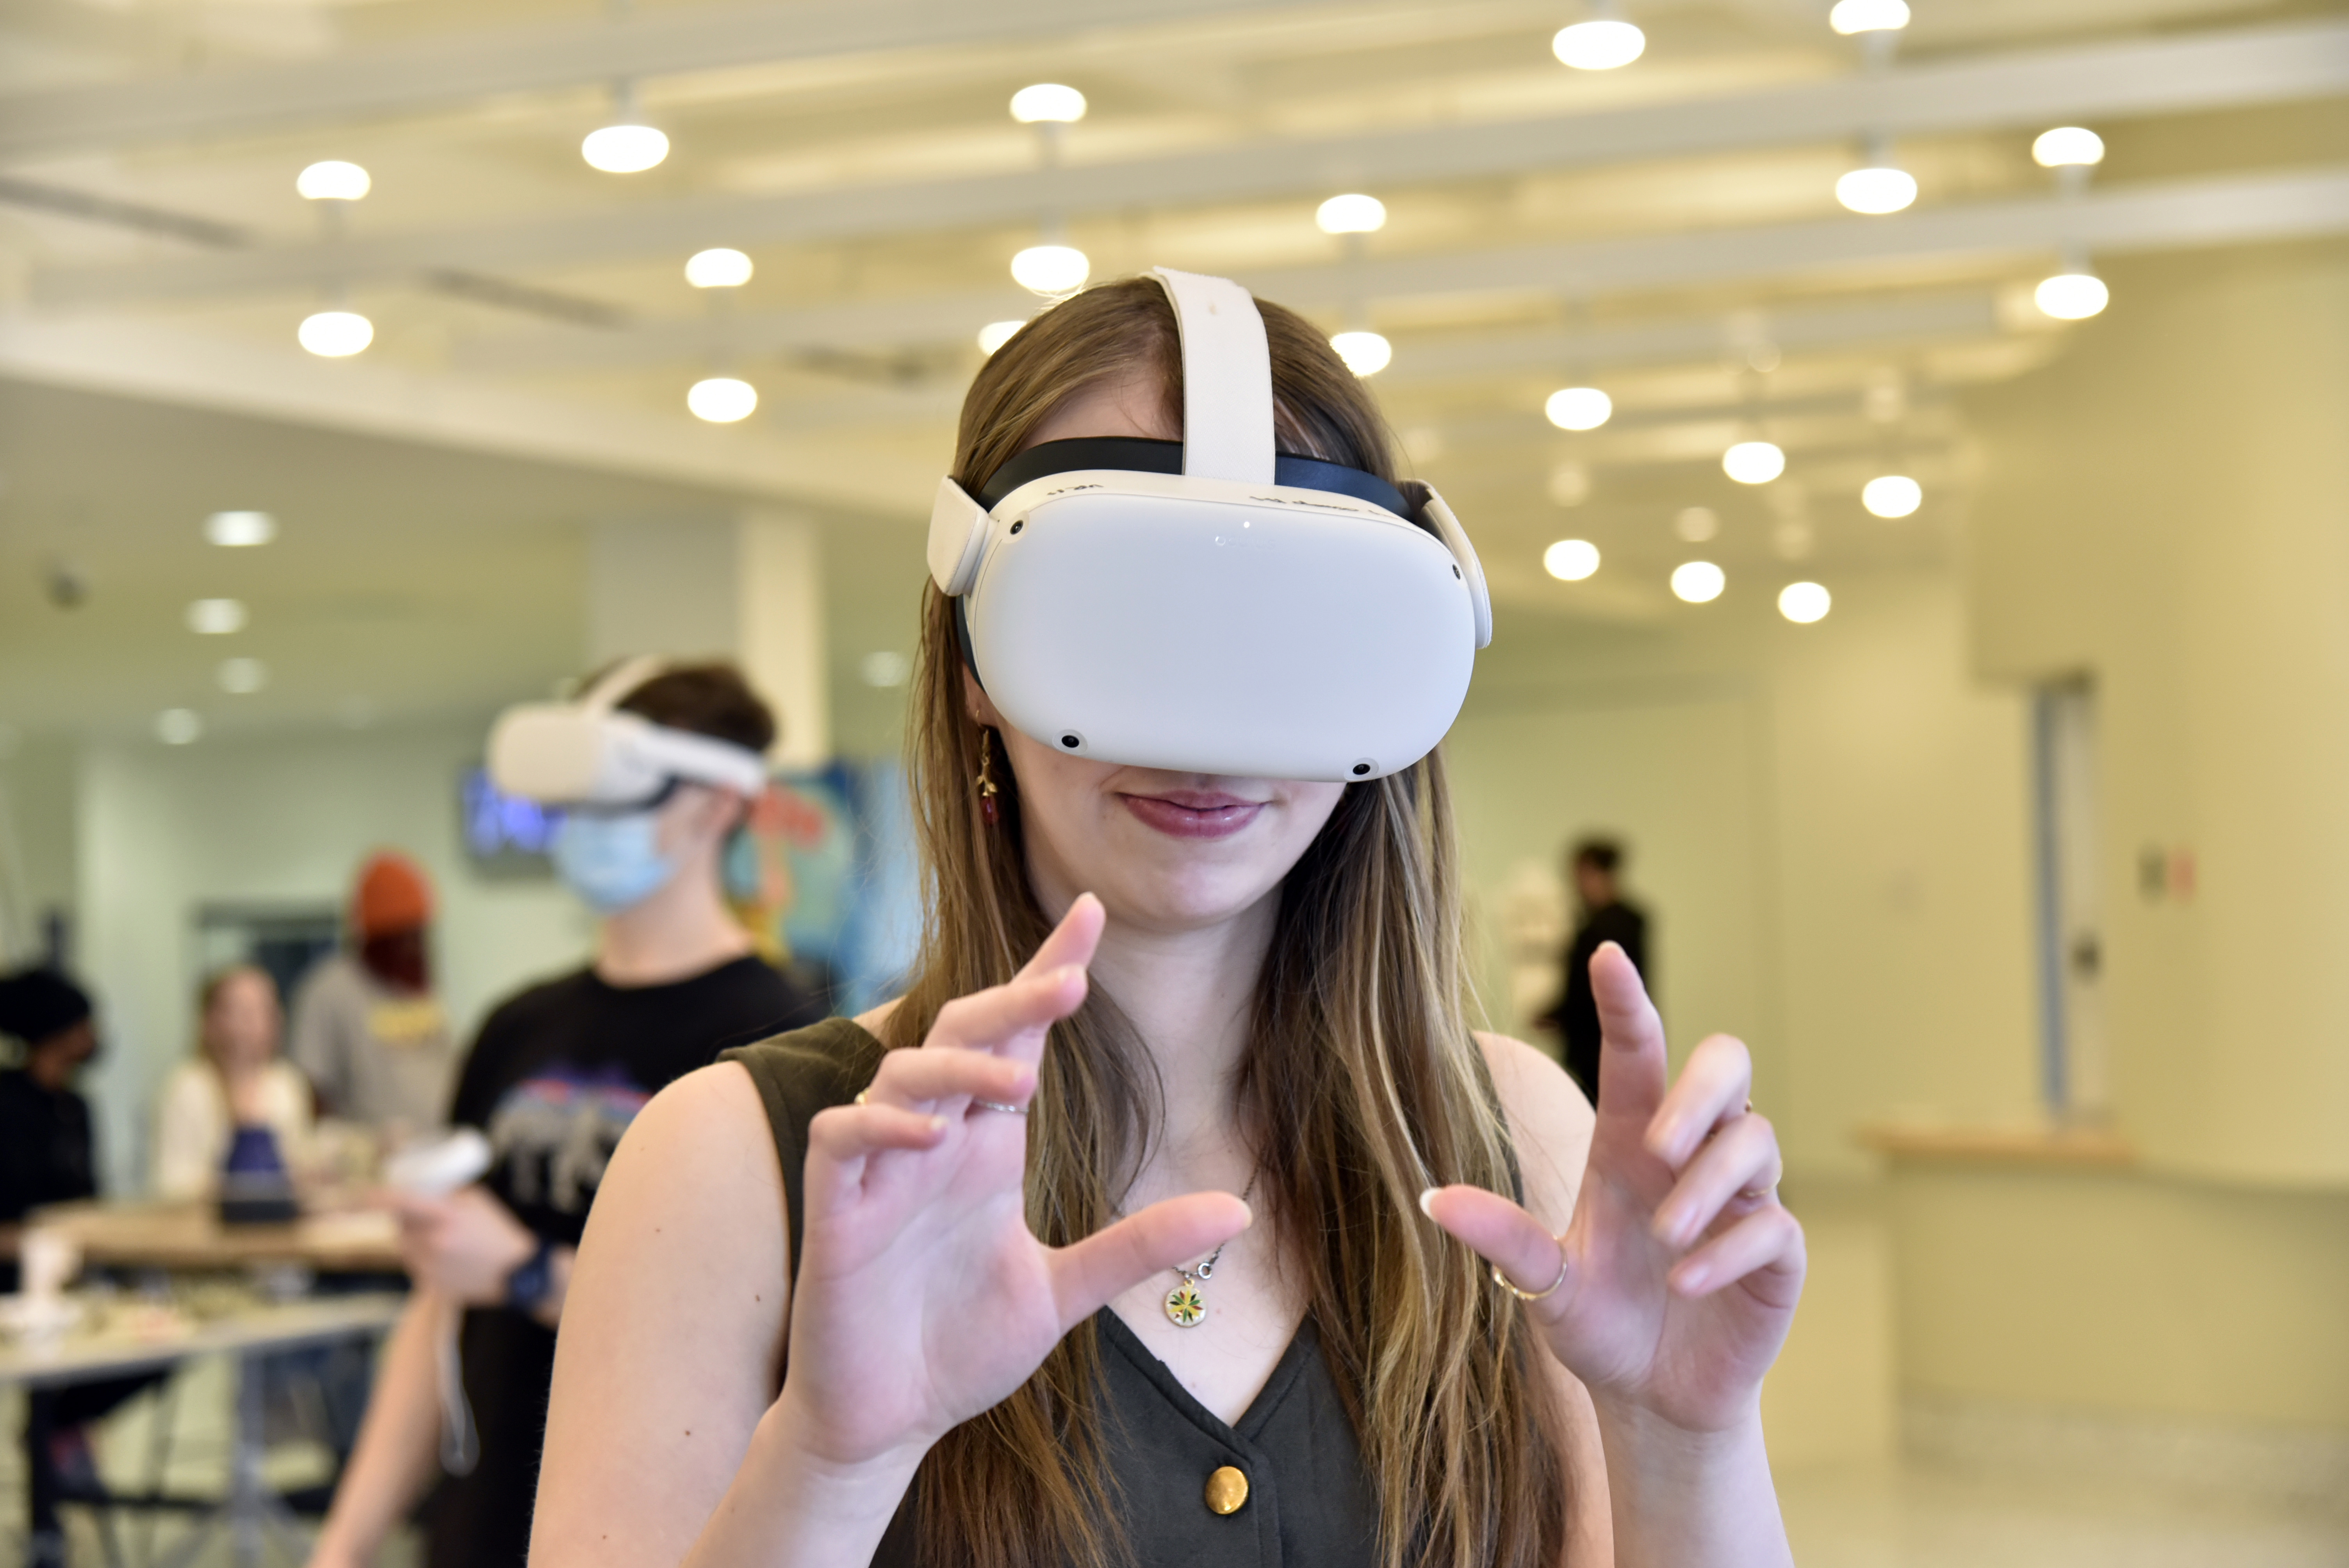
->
xmin=1676 ymin=1263 xmax=1709 ymax=1293
xmin=929 ymin=1115 xmax=949 ymax=1133
xmin=1417 ymin=1187 xmax=1440 ymax=1219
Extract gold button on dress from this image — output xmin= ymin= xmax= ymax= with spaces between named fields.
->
xmin=1204 ymin=1465 xmax=1249 ymax=1515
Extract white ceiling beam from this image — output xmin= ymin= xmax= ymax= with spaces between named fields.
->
xmin=32 ymin=20 xmax=2349 ymax=310
xmin=0 ymin=0 xmax=1282 ymax=161
xmin=0 ymin=314 xmax=936 ymax=516
xmin=453 ymin=169 xmax=2347 ymax=375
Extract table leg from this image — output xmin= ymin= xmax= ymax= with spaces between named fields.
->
xmin=152 ymin=1352 xmax=308 ymax=1568
xmin=22 ymin=1390 xmax=63 ymax=1568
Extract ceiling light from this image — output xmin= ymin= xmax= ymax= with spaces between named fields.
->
xmin=2035 ymin=270 xmax=2110 ymax=321
xmin=296 ymin=161 xmax=370 ymax=201
xmin=298 ymin=309 xmax=372 ymax=357
xmin=583 ymin=122 xmax=668 ymax=174
xmin=1316 ymin=193 xmax=1387 ymax=235
xmin=1544 ymin=539 xmax=1600 ymax=581
xmin=1544 ymin=386 xmax=1612 ymax=431
xmin=1552 ymin=18 xmax=1645 ymax=70
xmin=1675 ymin=506 xmax=1718 ymax=542
xmin=684 ymin=248 xmax=752 ymax=288
xmin=218 ymin=657 xmax=269 ymax=695
xmin=977 ymin=320 xmax=1026 ymax=355
xmin=687 ymin=376 xmax=758 ymax=422
xmin=1723 ymin=440 xmax=1786 ymax=485
xmin=1836 ymin=164 xmax=1918 ymax=215
xmin=1010 ymin=84 xmax=1087 ymax=124
xmin=1829 ymin=0 xmax=1909 ymax=34
xmin=1862 ymin=474 xmax=1923 ymax=517
xmin=1672 ymin=561 xmax=1726 ymax=603
xmin=205 ymin=511 xmax=276 ymax=547
xmin=1330 ymin=330 xmax=1392 ymax=377
xmin=860 ymin=651 xmax=911 ymax=688
xmin=1547 ymin=461 xmax=1592 ymax=507
xmin=1778 ymin=581 xmax=1832 ymax=623
xmin=1011 ymin=244 xmax=1090 ymax=296
xmin=155 ymin=709 xmax=203 ymax=746
xmin=187 ymin=598 xmax=248 ymax=636
xmin=2033 ymin=127 xmax=2105 ymax=168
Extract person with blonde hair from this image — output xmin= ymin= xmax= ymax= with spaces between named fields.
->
xmin=533 ymin=276 xmax=1804 ymax=1566
xmin=153 ymin=964 xmax=313 ymax=1200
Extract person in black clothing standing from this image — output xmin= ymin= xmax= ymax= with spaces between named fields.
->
xmin=308 ymin=663 xmax=824 ymax=1568
xmin=0 ymin=968 xmax=102 ymax=1292
xmin=1536 ymin=837 xmax=1651 ymax=1105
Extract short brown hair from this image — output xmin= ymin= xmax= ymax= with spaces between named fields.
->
xmin=607 ymin=661 xmax=777 ymax=755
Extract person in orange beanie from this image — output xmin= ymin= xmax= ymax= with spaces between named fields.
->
xmin=289 ymin=850 xmax=456 ymax=1143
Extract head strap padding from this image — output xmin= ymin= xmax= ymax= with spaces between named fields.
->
xmin=1148 ymin=267 xmax=1276 ymax=486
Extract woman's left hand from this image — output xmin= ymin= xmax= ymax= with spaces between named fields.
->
xmin=1422 ymin=943 xmax=1804 ymax=1435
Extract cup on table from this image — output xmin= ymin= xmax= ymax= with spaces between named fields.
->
xmin=20 ymin=1226 xmax=82 ymax=1300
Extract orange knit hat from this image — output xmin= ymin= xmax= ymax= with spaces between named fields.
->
xmin=353 ymin=851 xmax=434 ymax=937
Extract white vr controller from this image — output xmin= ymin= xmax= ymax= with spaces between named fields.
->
xmin=486 ymin=656 xmax=769 ymax=807
xmin=928 ymin=266 xmax=1491 ymax=782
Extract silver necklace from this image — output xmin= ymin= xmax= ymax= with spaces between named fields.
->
xmin=1162 ymin=1170 xmax=1259 ymax=1328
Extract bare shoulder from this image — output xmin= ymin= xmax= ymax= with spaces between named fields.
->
xmin=1474 ymin=1032 xmax=1596 ymax=1234
xmin=537 ymin=1061 xmax=790 ymax=1565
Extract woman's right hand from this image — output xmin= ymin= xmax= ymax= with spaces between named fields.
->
xmin=771 ymin=893 xmax=1252 ymax=1475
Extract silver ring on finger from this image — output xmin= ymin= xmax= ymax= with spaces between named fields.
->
xmin=970 ymin=1098 xmax=1027 ymax=1116
xmin=1492 ymin=1244 xmax=1570 ymax=1302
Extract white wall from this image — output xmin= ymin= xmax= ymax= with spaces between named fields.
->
xmin=75 ymin=720 xmax=592 ymax=1192
xmin=1449 ymin=563 xmax=2041 ymax=1180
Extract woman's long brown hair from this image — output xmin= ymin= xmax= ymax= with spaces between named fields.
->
xmin=880 ymin=278 xmax=1571 ymax=1568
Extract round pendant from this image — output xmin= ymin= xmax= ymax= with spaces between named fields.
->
xmin=1164 ymin=1281 xmax=1207 ymax=1327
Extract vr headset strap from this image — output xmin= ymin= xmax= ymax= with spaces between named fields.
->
xmin=579 ymin=655 xmax=665 ymax=712
xmin=1148 ymin=267 xmax=1275 ymax=486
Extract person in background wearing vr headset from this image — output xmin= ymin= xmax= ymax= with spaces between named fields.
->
xmin=535 ymin=275 xmax=1803 ymax=1567
xmin=308 ymin=661 xmax=823 ymax=1568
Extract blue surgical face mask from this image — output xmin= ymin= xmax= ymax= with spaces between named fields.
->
xmin=551 ymin=809 xmax=678 ymax=913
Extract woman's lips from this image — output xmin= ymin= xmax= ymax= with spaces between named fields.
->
xmin=1119 ymin=791 xmax=1267 ymax=840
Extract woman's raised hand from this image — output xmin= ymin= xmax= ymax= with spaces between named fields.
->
xmin=1423 ymin=945 xmax=1804 ymax=1436
xmin=773 ymin=893 xmax=1253 ymax=1473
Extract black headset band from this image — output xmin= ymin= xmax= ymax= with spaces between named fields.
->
xmin=975 ymin=437 xmax=1410 ymax=517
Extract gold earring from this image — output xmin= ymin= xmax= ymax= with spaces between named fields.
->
xmin=976 ymin=728 xmax=1000 ymax=827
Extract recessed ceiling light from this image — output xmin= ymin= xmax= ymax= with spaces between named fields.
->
xmin=218 ymin=657 xmax=269 ymax=694
xmin=1836 ymin=165 xmax=1918 ymax=215
xmin=1315 ymin=194 xmax=1387 ymax=235
xmin=205 ymin=511 xmax=276 ymax=547
xmin=2035 ymin=271 xmax=2110 ymax=320
xmin=296 ymin=161 xmax=371 ymax=201
xmin=1552 ymin=18 xmax=1645 ymax=70
xmin=1330 ymin=331 xmax=1392 ymax=377
xmin=1011 ymin=244 xmax=1090 ymax=296
xmin=1862 ymin=475 xmax=1923 ymax=517
xmin=1544 ymin=387 xmax=1612 ymax=431
xmin=684 ymin=248 xmax=753 ymax=288
xmin=1779 ymin=581 xmax=1832 ymax=622
xmin=1723 ymin=441 xmax=1786 ymax=485
xmin=1671 ymin=561 xmax=1726 ymax=603
xmin=583 ymin=123 xmax=668 ymax=174
xmin=2033 ymin=127 xmax=2105 ymax=168
xmin=186 ymin=598 xmax=248 ymax=635
xmin=1543 ymin=539 xmax=1600 ymax=581
xmin=1829 ymin=0 xmax=1909 ymax=35
xmin=298 ymin=310 xmax=373 ymax=357
xmin=977 ymin=320 xmax=1026 ymax=355
xmin=1010 ymin=84 xmax=1087 ymax=124
xmin=687 ymin=377 xmax=759 ymax=422
xmin=155 ymin=709 xmax=203 ymax=745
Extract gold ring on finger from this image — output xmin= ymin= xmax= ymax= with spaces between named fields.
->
xmin=1492 ymin=1248 xmax=1570 ymax=1302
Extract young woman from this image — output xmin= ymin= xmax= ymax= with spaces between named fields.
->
xmin=154 ymin=964 xmax=314 ymax=1200
xmin=534 ymin=280 xmax=1804 ymax=1567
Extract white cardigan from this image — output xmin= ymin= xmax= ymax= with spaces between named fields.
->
xmin=151 ymin=1060 xmax=315 ymax=1200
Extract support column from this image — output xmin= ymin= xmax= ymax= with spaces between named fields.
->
xmin=585 ymin=513 xmax=830 ymax=767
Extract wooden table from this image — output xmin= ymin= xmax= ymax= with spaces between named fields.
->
xmin=32 ymin=1200 xmax=405 ymax=1276
xmin=3 ymin=1292 xmax=406 ymax=1568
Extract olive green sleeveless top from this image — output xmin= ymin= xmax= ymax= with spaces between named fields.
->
xmin=721 ymin=1017 xmax=1378 ymax=1567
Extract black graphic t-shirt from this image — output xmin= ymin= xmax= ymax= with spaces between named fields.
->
xmin=430 ymin=956 xmax=821 ymax=1568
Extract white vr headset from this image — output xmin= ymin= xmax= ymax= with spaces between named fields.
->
xmin=487 ymin=657 xmax=769 ymax=807
xmin=929 ymin=266 xmax=1490 ymax=783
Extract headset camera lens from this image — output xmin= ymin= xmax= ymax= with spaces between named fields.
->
xmin=1352 ymin=763 xmax=1372 ymax=776
xmin=1009 ymin=521 xmax=1024 ymax=535
xmin=1061 ymin=734 xmax=1081 ymax=749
